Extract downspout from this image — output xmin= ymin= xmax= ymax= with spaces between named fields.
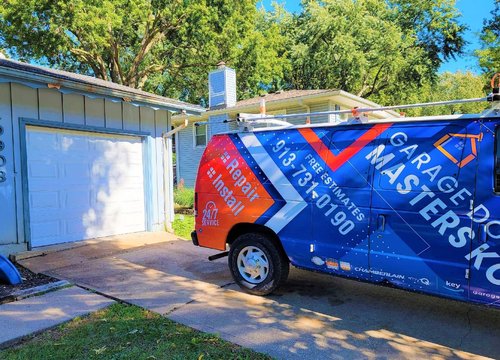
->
xmin=163 ymin=116 xmax=188 ymax=232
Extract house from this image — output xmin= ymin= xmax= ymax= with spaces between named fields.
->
xmin=0 ymin=58 xmax=204 ymax=255
xmin=174 ymin=64 xmax=398 ymax=187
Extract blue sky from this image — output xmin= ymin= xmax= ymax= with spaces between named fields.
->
xmin=258 ymin=0 xmax=495 ymax=73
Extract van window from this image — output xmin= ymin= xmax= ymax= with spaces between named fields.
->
xmin=495 ymin=126 xmax=500 ymax=193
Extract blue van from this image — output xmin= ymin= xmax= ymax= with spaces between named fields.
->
xmin=192 ymin=112 xmax=500 ymax=308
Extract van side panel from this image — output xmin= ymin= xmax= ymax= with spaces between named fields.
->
xmin=369 ymin=121 xmax=480 ymax=301
xmin=193 ymin=119 xmax=499 ymax=308
xmin=469 ymin=119 xmax=500 ymax=305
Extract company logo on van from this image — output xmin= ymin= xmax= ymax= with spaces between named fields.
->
xmin=434 ymin=133 xmax=482 ymax=168
xmin=202 ymin=201 xmax=219 ymax=226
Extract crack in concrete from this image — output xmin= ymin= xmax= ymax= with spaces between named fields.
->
xmin=163 ymin=281 xmax=235 ymax=316
xmin=457 ymin=307 xmax=473 ymax=349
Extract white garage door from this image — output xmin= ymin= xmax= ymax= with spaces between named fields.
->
xmin=26 ymin=126 xmax=146 ymax=247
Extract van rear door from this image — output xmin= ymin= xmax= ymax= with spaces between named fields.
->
xmin=468 ymin=119 xmax=500 ymax=305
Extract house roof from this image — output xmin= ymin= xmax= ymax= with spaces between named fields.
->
xmin=0 ymin=58 xmax=205 ymax=114
xmin=173 ymin=89 xmax=398 ymax=124
xmin=233 ymin=90 xmax=331 ymax=107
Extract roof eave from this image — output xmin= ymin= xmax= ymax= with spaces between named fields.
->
xmin=0 ymin=67 xmax=205 ymax=115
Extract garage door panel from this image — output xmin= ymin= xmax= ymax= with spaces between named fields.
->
xmin=31 ymin=220 xmax=61 ymax=241
xmin=29 ymin=162 xmax=58 ymax=178
xmin=26 ymin=126 xmax=147 ymax=247
xmin=62 ymin=163 xmax=90 ymax=180
xmin=29 ymin=191 xmax=60 ymax=209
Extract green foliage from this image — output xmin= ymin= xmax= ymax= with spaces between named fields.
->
xmin=0 ymin=0 xmax=472 ymax=107
xmin=173 ymin=214 xmax=195 ymax=240
xmin=283 ymin=0 xmax=466 ymax=105
xmin=0 ymin=0 xmax=287 ymax=103
xmin=174 ymin=185 xmax=194 ymax=208
xmin=477 ymin=1 xmax=500 ymax=78
xmin=413 ymin=71 xmax=488 ymax=116
xmin=0 ymin=303 xmax=271 ymax=360
xmin=387 ymin=0 xmax=466 ymax=67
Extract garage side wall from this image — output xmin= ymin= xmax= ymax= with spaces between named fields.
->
xmin=0 ymin=82 xmax=171 ymax=255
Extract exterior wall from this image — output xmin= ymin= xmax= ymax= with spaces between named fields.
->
xmin=177 ymin=114 xmax=229 ymax=188
xmin=176 ymin=124 xmax=207 ymax=187
xmin=0 ymin=82 xmax=172 ymax=254
xmin=176 ymin=101 xmax=338 ymax=187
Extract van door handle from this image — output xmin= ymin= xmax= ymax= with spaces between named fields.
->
xmin=378 ymin=214 xmax=386 ymax=232
xmin=480 ymin=224 xmax=489 ymax=243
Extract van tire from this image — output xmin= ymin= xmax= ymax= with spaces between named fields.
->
xmin=228 ymin=233 xmax=289 ymax=296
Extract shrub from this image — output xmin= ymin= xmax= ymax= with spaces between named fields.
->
xmin=174 ymin=181 xmax=194 ymax=208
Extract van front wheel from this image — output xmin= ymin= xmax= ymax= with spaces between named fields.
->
xmin=228 ymin=233 xmax=289 ymax=295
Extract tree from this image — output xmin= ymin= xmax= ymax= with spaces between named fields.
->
xmin=284 ymin=0 xmax=431 ymax=103
xmin=0 ymin=0 xmax=288 ymax=103
xmin=477 ymin=0 xmax=500 ymax=78
xmin=387 ymin=0 xmax=466 ymax=69
xmin=417 ymin=71 xmax=488 ymax=116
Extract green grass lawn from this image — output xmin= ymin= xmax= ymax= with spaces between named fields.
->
xmin=1 ymin=303 xmax=272 ymax=360
xmin=173 ymin=214 xmax=194 ymax=240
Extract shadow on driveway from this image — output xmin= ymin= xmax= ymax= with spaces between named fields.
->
xmin=19 ymin=233 xmax=500 ymax=360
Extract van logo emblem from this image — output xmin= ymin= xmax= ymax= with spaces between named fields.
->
xmin=202 ymin=201 xmax=219 ymax=226
xmin=434 ymin=133 xmax=482 ymax=168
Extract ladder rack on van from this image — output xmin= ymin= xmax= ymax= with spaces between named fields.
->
xmin=233 ymin=74 xmax=500 ymax=131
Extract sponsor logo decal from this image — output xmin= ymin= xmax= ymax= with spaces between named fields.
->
xmin=311 ymin=256 xmax=325 ymax=266
xmin=354 ymin=267 xmax=405 ymax=279
xmin=444 ymin=280 xmax=464 ymax=292
xmin=340 ymin=261 xmax=351 ymax=271
xmin=325 ymin=258 xmax=339 ymax=270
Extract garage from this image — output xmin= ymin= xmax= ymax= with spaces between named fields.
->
xmin=0 ymin=58 xmax=204 ymax=255
xmin=26 ymin=126 xmax=147 ymax=247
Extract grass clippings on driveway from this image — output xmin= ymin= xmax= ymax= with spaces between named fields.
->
xmin=1 ymin=303 xmax=272 ymax=360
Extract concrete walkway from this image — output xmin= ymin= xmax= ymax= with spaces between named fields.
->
xmin=0 ymin=286 xmax=114 ymax=348
xmin=18 ymin=233 xmax=500 ymax=360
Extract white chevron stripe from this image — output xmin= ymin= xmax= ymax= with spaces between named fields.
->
xmin=240 ymin=134 xmax=307 ymax=234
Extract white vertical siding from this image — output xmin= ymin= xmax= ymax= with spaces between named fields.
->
xmin=63 ymin=93 xmax=85 ymax=125
xmin=85 ymin=97 xmax=105 ymax=127
xmin=123 ymin=102 xmax=140 ymax=131
xmin=11 ymin=83 xmax=38 ymax=247
xmin=0 ymin=83 xmax=17 ymax=247
xmin=38 ymin=89 xmax=63 ymax=122
xmin=105 ymin=100 xmax=122 ymax=129
xmin=155 ymin=110 xmax=169 ymax=228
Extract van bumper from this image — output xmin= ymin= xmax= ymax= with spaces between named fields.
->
xmin=191 ymin=231 xmax=199 ymax=246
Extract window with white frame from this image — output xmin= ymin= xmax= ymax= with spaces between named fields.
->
xmin=194 ymin=124 xmax=207 ymax=147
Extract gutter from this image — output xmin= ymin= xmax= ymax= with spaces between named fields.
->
xmin=0 ymin=67 xmax=204 ymax=115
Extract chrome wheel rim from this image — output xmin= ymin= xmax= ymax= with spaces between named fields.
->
xmin=237 ymin=246 xmax=270 ymax=284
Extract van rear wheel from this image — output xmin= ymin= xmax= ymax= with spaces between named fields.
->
xmin=228 ymin=233 xmax=289 ymax=295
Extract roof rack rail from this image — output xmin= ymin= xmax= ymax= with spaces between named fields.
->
xmin=238 ymin=96 xmax=489 ymax=124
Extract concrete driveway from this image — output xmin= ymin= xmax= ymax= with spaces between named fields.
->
xmin=19 ymin=233 xmax=500 ymax=360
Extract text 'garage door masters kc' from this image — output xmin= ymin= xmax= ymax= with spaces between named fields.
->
xmin=26 ymin=126 xmax=146 ymax=247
